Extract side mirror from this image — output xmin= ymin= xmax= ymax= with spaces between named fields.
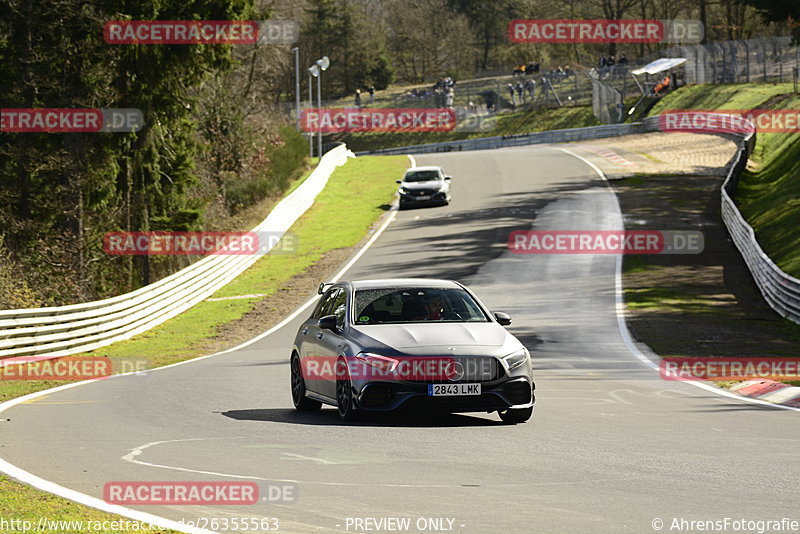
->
xmin=493 ymin=312 xmax=511 ymax=326
xmin=444 ymin=175 xmax=451 ymax=180
xmin=318 ymin=314 xmax=338 ymax=330
xmin=395 ymin=180 xmax=403 ymax=184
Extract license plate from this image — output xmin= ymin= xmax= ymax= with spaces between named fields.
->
xmin=416 ymin=195 xmax=431 ymax=200
xmin=427 ymin=383 xmax=481 ymax=396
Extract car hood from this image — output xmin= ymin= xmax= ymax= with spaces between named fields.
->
xmin=401 ymin=180 xmax=442 ymax=190
xmin=351 ymin=322 xmax=521 ymax=356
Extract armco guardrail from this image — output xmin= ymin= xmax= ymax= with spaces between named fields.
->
xmin=648 ymin=113 xmax=800 ymax=325
xmin=356 ymin=122 xmax=652 ymax=156
xmin=718 ymin=130 xmax=800 ymax=324
xmin=0 ymin=144 xmax=355 ymax=363
xmin=362 ymin=113 xmax=800 ymax=325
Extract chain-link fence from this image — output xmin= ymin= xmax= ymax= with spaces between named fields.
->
xmin=590 ymin=73 xmax=624 ymax=124
xmin=658 ymin=36 xmax=799 ymax=84
xmin=588 ymin=36 xmax=799 ymax=123
xmin=297 ymin=36 xmax=799 ymax=128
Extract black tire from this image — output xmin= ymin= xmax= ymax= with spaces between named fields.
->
xmin=499 ymin=406 xmax=533 ymax=424
xmin=291 ymin=355 xmax=322 ymax=411
xmin=335 ymin=359 xmax=358 ymax=420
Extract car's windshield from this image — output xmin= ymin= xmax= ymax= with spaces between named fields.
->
xmin=403 ymin=170 xmax=440 ymax=182
xmin=353 ymin=287 xmax=489 ymax=325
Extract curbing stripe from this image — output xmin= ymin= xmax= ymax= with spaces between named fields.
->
xmin=759 ymin=385 xmax=800 ymax=403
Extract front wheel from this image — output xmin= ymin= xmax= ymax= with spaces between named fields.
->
xmin=336 ymin=359 xmax=358 ymax=420
xmin=499 ymin=406 xmax=533 ymax=424
xmin=291 ymin=355 xmax=321 ymax=411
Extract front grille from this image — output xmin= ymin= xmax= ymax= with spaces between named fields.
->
xmin=410 ymin=189 xmax=437 ymax=196
xmin=405 ymin=357 xmax=501 ymax=384
xmin=360 ymin=383 xmax=393 ymax=406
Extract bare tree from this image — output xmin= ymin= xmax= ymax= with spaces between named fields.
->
xmin=386 ymin=0 xmax=473 ymax=82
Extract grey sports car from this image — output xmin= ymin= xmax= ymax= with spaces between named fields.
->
xmin=290 ymin=279 xmax=535 ymax=423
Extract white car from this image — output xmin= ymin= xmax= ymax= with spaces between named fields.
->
xmin=396 ymin=166 xmax=451 ymax=209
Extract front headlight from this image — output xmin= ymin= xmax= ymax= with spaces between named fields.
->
xmin=355 ymin=352 xmax=399 ymax=372
xmin=502 ymin=348 xmax=529 ymax=371
xmin=398 ymin=187 xmax=409 ymax=195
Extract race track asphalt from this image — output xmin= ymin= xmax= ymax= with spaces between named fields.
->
xmin=1 ymin=146 xmax=797 ymax=534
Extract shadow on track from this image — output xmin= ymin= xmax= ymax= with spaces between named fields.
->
xmin=219 ymin=408 xmax=508 ymax=427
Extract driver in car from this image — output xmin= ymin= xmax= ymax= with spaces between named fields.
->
xmin=425 ymin=294 xmax=445 ymax=320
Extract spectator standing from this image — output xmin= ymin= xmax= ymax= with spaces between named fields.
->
xmin=368 ymin=85 xmax=375 ymax=104
xmin=618 ymin=53 xmax=629 ymax=76
xmin=354 ymin=88 xmax=362 ymax=108
xmin=507 ymin=83 xmax=515 ymax=106
xmin=525 ymin=79 xmax=535 ymax=99
xmin=484 ymin=94 xmax=494 ymax=113
xmin=516 ymin=81 xmax=524 ymax=103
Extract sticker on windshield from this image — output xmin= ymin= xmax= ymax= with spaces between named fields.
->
xmin=358 ymin=316 xmax=370 ymax=322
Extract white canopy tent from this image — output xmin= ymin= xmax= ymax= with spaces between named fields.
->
xmin=631 ymin=57 xmax=687 ymax=76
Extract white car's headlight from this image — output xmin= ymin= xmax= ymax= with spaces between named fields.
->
xmin=502 ymin=348 xmax=529 ymax=371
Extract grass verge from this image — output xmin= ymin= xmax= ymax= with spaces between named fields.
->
xmin=0 ymin=154 xmax=407 ymax=532
xmin=615 ymin=168 xmax=800 ymax=370
xmin=647 ymin=83 xmax=800 ymax=277
xmin=336 ymin=105 xmax=599 ymax=152
xmin=0 ymin=475 xmax=180 ymax=534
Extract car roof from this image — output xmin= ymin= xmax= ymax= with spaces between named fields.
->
xmin=404 ymin=166 xmax=442 ymax=173
xmin=346 ymin=279 xmax=462 ymax=290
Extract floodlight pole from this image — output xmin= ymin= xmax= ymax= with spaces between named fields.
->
xmin=308 ymin=72 xmax=313 ymax=158
xmin=317 ymin=73 xmax=322 ymax=158
xmin=292 ymin=47 xmax=300 ymax=131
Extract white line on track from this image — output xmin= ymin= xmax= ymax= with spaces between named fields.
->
xmin=0 ymin=160 xmax=403 ymax=532
xmin=120 ymin=437 xmax=520 ymax=488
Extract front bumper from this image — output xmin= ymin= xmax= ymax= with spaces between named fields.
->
xmin=399 ymin=191 xmax=448 ymax=206
xmin=354 ymin=376 xmax=535 ymax=413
